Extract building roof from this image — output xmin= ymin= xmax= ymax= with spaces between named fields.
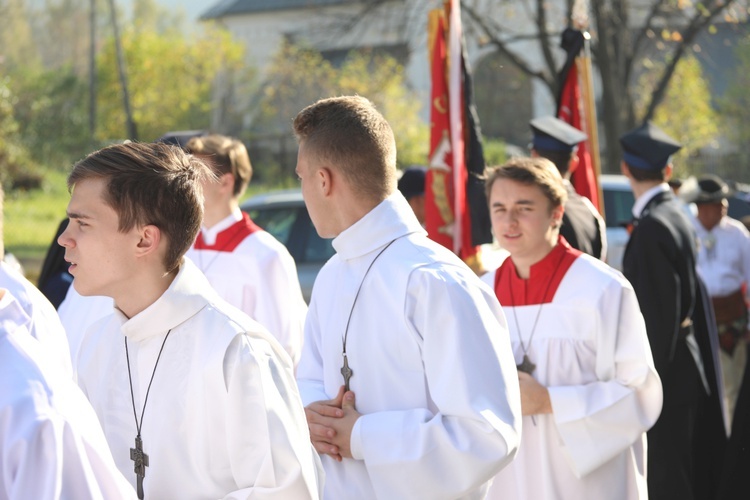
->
xmin=201 ymin=0 xmax=354 ymax=20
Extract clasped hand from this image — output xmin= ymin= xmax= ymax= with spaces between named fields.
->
xmin=305 ymin=385 xmax=361 ymax=461
xmin=518 ymin=371 xmax=552 ymax=416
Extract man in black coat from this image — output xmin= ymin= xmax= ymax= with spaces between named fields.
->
xmin=529 ymin=116 xmax=606 ymax=260
xmin=621 ymin=122 xmax=725 ymax=500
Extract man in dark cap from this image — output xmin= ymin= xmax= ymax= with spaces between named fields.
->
xmin=688 ymin=175 xmax=750 ymax=429
xmin=529 ymin=116 xmax=606 ymax=260
xmin=620 ymin=122 xmax=724 ymax=500
xmin=397 ymin=166 xmax=427 ymax=226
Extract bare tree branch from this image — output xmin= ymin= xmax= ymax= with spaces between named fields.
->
xmin=642 ymin=0 xmax=738 ymax=122
xmin=535 ymin=0 xmax=560 ymax=87
xmin=463 ymin=3 xmax=555 ymax=94
xmin=625 ymin=0 xmax=668 ymax=85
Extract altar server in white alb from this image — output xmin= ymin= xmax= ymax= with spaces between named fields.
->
xmin=0 ymin=184 xmax=73 ymax=377
xmin=294 ymin=95 xmax=522 ymax=499
xmin=57 ymin=142 xmax=322 ymax=499
xmin=185 ymin=134 xmax=306 ymax=365
xmin=481 ymin=157 xmax=663 ymax=500
xmin=0 ymin=288 xmax=136 ymax=499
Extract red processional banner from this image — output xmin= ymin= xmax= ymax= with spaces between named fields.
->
xmin=425 ymin=1 xmax=480 ymax=264
xmin=557 ymin=28 xmax=601 ymax=211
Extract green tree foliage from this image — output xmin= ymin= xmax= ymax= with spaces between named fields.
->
xmin=482 ymin=139 xmax=507 ymax=168
xmin=721 ymin=35 xmax=750 ymax=174
xmin=0 ymin=0 xmax=40 ymax=71
xmin=635 ymin=54 xmax=720 ymax=177
xmin=0 ymin=80 xmax=36 ymax=190
xmin=10 ymin=66 xmax=91 ymax=168
xmin=96 ymin=22 xmax=247 ymax=142
xmin=256 ymin=43 xmax=428 ymax=172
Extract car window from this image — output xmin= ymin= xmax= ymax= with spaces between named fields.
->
xmin=244 ymin=205 xmax=336 ymax=264
xmin=728 ymin=196 xmax=750 ymax=220
xmin=603 ymin=189 xmax=635 ymax=228
xmin=245 ymin=207 xmax=297 ymax=245
xmin=296 ymin=209 xmax=335 ymax=263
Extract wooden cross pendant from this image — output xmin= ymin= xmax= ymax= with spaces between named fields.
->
xmin=517 ymin=354 xmax=536 ymax=375
xmin=130 ymin=435 xmax=149 ymax=499
xmin=341 ymin=354 xmax=353 ymax=392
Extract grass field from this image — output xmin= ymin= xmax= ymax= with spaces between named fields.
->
xmin=4 ymin=169 xmax=70 ymax=283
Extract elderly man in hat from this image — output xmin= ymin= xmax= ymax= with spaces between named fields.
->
xmin=529 ymin=116 xmax=607 ymax=260
xmin=689 ymin=174 xmax=750 ymax=428
xmin=620 ymin=122 xmax=725 ymax=500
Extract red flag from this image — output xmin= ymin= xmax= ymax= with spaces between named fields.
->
xmin=426 ymin=2 xmax=478 ymax=263
xmin=557 ymin=29 xmax=601 ymax=211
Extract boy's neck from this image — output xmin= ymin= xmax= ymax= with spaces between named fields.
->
xmin=203 ymin=200 xmax=239 ymax=229
xmin=114 ymin=268 xmax=178 ymax=319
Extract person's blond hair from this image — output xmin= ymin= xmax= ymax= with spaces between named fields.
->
xmin=292 ymin=95 xmax=397 ymax=201
xmin=69 ymin=142 xmax=214 ymax=273
xmin=185 ymin=134 xmax=252 ymax=198
xmin=484 ymin=157 xmax=568 ymax=210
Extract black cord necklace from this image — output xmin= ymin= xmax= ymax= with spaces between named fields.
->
xmin=508 ymin=261 xmax=561 ymax=375
xmin=125 ymin=330 xmax=172 ymax=499
xmin=340 ymin=237 xmax=399 ymax=391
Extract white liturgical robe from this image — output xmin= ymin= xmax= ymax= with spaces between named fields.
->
xmin=186 ymin=210 xmax=307 ymax=366
xmin=58 ymin=285 xmax=113 ymax=370
xmin=0 ymin=290 xmax=136 ymax=499
xmin=297 ymin=192 xmax=522 ymax=500
xmin=76 ymin=259 xmax=322 ymax=499
xmin=482 ymin=239 xmax=663 ymax=500
xmin=0 ymin=261 xmax=72 ymax=377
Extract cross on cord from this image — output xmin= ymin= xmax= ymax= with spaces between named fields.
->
xmin=517 ymin=354 xmax=537 ymax=375
xmin=341 ymin=354 xmax=353 ymax=392
xmin=130 ymin=436 xmax=149 ymax=499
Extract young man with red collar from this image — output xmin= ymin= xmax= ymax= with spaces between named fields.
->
xmin=482 ymin=157 xmax=661 ymax=500
xmin=185 ymin=135 xmax=306 ymax=366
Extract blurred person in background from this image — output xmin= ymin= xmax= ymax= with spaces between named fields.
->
xmin=529 ymin=116 xmax=606 ymax=261
xmin=185 ymin=134 xmax=307 ymax=367
xmin=687 ymin=175 xmax=750 ymax=429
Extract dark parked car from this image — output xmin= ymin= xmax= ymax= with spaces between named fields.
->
xmin=240 ymin=190 xmax=334 ymax=303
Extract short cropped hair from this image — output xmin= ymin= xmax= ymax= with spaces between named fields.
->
xmin=484 ymin=157 xmax=568 ymax=210
xmin=185 ymin=134 xmax=252 ymax=198
xmin=624 ymin=162 xmax=666 ymax=182
xmin=533 ymin=147 xmax=576 ymax=176
xmin=292 ymin=95 xmax=397 ymax=201
xmin=68 ymin=142 xmax=214 ymax=273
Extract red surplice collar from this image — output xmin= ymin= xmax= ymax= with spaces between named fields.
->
xmin=494 ymin=236 xmax=581 ymax=306
xmin=193 ymin=212 xmax=261 ymax=252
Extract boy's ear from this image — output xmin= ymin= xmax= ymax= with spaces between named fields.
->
xmin=219 ymin=172 xmax=235 ymax=193
xmin=135 ymin=225 xmax=161 ymax=257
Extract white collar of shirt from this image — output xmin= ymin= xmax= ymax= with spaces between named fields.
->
xmin=332 ymin=190 xmax=426 ymax=261
xmin=632 ymin=183 xmax=670 ymax=218
xmin=200 ymin=209 xmax=243 ymax=246
xmin=118 ymin=258 xmax=217 ymax=342
xmin=694 ymin=215 xmax=732 ymax=235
